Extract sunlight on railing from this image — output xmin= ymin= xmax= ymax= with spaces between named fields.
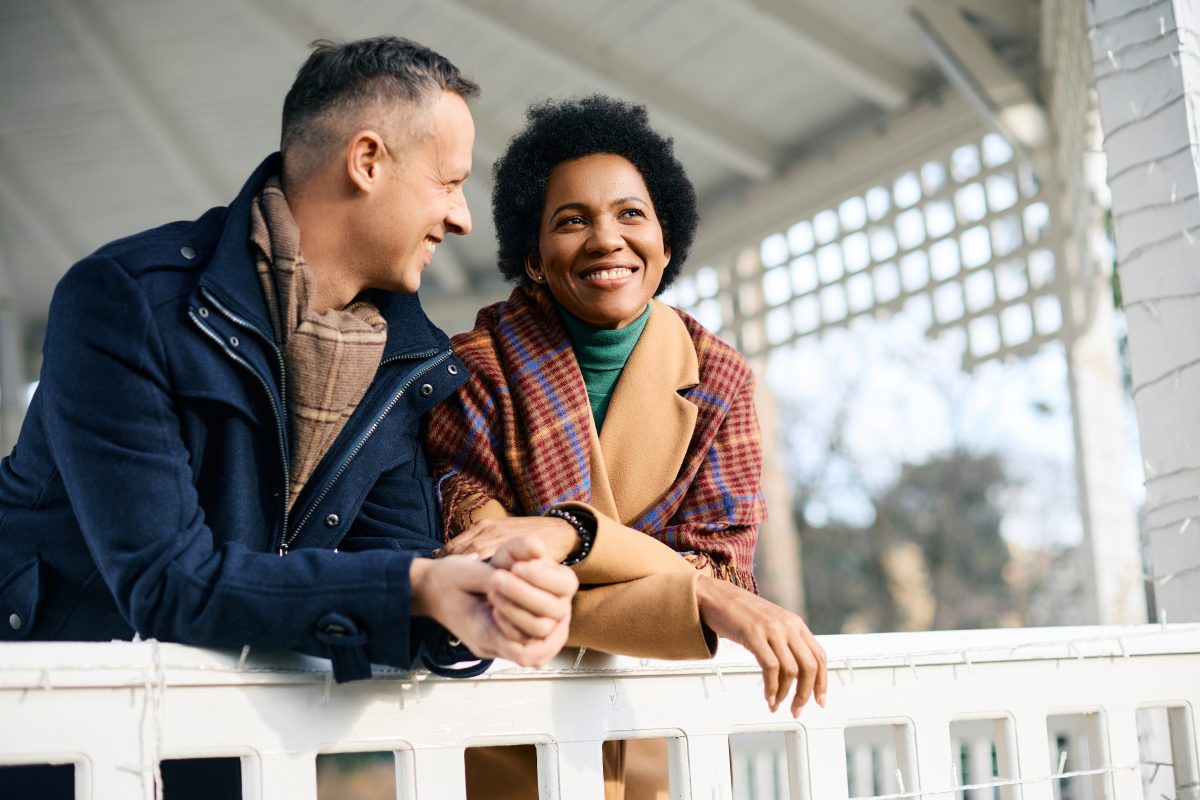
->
xmin=1 ymin=625 xmax=1198 ymax=799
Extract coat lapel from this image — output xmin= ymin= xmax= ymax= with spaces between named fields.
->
xmin=594 ymin=300 xmax=699 ymax=524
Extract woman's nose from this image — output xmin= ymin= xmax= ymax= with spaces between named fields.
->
xmin=587 ymin=219 xmax=622 ymax=253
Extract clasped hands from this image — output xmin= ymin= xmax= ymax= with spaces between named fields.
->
xmin=410 ymin=530 xmax=579 ymax=668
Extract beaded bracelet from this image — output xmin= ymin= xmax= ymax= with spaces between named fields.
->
xmin=545 ymin=508 xmax=595 ymax=566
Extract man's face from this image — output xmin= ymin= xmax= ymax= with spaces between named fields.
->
xmin=365 ymin=90 xmax=475 ymax=293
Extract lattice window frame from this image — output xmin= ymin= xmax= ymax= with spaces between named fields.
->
xmin=664 ymin=132 xmax=1068 ymax=372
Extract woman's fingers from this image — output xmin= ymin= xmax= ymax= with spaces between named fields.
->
xmin=768 ymin=625 xmax=799 ymax=711
xmin=489 ymin=532 xmax=548 ymax=570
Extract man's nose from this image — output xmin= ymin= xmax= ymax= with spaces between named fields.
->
xmin=447 ymin=192 xmax=472 ymax=236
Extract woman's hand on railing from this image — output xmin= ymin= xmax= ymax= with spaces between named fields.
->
xmin=409 ymin=536 xmax=578 ymax=668
xmin=439 ymin=515 xmax=581 ymax=563
xmin=695 ymin=575 xmax=828 ymax=717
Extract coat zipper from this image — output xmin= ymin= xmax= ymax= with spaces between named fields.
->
xmin=279 ymin=349 xmax=455 ymax=554
xmin=190 ymin=289 xmax=292 ymax=546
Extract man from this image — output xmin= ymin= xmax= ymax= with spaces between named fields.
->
xmin=0 ymin=36 xmax=578 ymax=793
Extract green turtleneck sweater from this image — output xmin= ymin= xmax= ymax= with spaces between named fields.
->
xmin=557 ymin=302 xmax=652 ymax=432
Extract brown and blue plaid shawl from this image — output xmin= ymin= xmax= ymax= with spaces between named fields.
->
xmin=425 ymin=285 xmax=763 ymax=591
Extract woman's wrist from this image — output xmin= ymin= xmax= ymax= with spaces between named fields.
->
xmin=544 ymin=508 xmax=596 ymax=565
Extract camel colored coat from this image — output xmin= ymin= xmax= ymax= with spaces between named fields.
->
xmin=464 ymin=302 xmax=731 ymax=800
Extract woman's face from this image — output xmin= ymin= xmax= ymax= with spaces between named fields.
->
xmin=527 ymin=153 xmax=669 ymax=329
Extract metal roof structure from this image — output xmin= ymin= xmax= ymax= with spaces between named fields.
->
xmin=0 ymin=0 xmax=1039 ymax=354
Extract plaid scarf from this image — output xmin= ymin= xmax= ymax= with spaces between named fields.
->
xmin=426 ymin=285 xmax=763 ymax=591
xmin=250 ymin=177 xmax=387 ymax=509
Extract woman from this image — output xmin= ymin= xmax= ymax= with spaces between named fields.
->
xmin=425 ymin=95 xmax=826 ymax=798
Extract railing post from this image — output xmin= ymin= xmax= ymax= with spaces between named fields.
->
xmin=966 ymin=735 xmax=992 ymax=800
xmin=805 ymin=728 xmax=850 ymax=798
xmin=540 ymin=740 xmax=604 ymax=800
xmin=78 ymin=758 xmax=151 ymax=800
xmin=1103 ymin=708 xmax=1143 ymax=799
xmin=673 ymin=733 xmax=733 ymax=800
xmin=993 ymin=717 xmax=1020 ymax=800
xmin=250 ymin=752 xmax=317 ymax=800
xmin=410 ymin=747 xmax=467 ymax=800
xmin=1168 ymin=707 xmax=1200 ymax=800
xmin=1012 ymin=712 xmax=1055 ymax=800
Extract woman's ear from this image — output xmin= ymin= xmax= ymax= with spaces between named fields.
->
xmin=525 ymin=252 xmax=546 ymax=283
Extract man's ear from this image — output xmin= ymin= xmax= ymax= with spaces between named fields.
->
xmin=346 ymin=130 xmax=388 ymax=193
xmin=525 ymin=252 xmax=546 ymax=283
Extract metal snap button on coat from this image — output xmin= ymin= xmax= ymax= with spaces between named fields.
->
xmin=8 ymin=613 xmax=21 ymax=631
xmin=324 ymin=513 xmax=340 ymax=528
xmin=229 ymin=336 xmax=239 ymax=347
xmin=419 ymin=383 xmax=434 ymax=397
xmin=180 ymin=245 xmax=196 ymax=260
xmin=197 ymin=307 xmax=209 ymax=318
xmin=447 ymin=364 xmax=459 ymax=376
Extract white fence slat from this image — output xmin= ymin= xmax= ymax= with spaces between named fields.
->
xmin=1103 ymin=709 xmax=1142 ymax=800
xmin=542 ymin=739 xmax=604 ymax=800
xmin=253 ymin=752 xmax=317 ymax=800
xmin=1012 ymin=711 xmax=1055 ymax=800
xmin=805 ymin=727 xmax=851 ymax=799
xmin=411 ymin=747 xmax=466 ymax=800
xmin=676 ymin=733 xmax=733 ymax=800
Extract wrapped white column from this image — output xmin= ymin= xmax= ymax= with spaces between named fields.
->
xmin=1090 ymin=0 xmax=1200 ymax=621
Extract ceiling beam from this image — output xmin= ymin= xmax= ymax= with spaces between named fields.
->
xmin=909 ymin=1 xmax=1048 ymax=166
xmin=930 ymin=0 xmax=1030 ymax=38
xmin=705 ymin=0 xmax=917 ymax=109
xmin=690 ymin=93 xmax=984 ymax=268
xmin=46 ymin=0 xmax=223 ymax=208
xmin=440 ymin=0 xmax=779 ymax=180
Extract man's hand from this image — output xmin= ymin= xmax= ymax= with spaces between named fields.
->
xmin=439 ymin=516 xmax=581 ymax=563
xmin=695 ymin=576 xmax=827 ymax=717
xmin=485 ymin=534 xmax=579 ymax=646
xmin=410 ymin=534 xmax=579 ymax=668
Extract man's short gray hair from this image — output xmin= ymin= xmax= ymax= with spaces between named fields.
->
xmin=281 ymin=36 xmax=479 ymax=182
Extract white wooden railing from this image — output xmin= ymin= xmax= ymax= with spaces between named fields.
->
xmin=1 ymin=625 xmax=1198 ymax=800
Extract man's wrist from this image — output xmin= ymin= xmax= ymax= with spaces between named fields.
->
xmin=409 ymin=557 xmax=433 ymax=616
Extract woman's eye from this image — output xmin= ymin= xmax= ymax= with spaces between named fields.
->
xmin=620 ymin=208 xmax=645 ymax=219
xmin=558 ymin=215 xmax=586 ymax=227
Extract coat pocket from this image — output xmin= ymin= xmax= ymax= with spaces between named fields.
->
xmin=0 ymin=556 xmax=40 ymax=641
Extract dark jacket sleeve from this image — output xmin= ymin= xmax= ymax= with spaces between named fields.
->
xmin=39 ymin=256 xmax=424 ymax=677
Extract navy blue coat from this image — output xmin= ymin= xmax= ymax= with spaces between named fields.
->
xmin=0 ymin=154 xmax=474 ymax=681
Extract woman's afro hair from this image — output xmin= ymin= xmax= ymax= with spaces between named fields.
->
xmin=491 ymin=95 xmax=699 ymax=292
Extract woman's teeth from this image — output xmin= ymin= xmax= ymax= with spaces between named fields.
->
xmin=423 ymin=238 xmax=437 ymax=254
xmin=584 ymin=267 xmax=632 ymax=281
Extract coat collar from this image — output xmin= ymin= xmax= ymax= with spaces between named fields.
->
xmin=196 ymin=153 xmax=450 ymax=361
xmin=587 ymin=299 xmax=700 ymax=523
